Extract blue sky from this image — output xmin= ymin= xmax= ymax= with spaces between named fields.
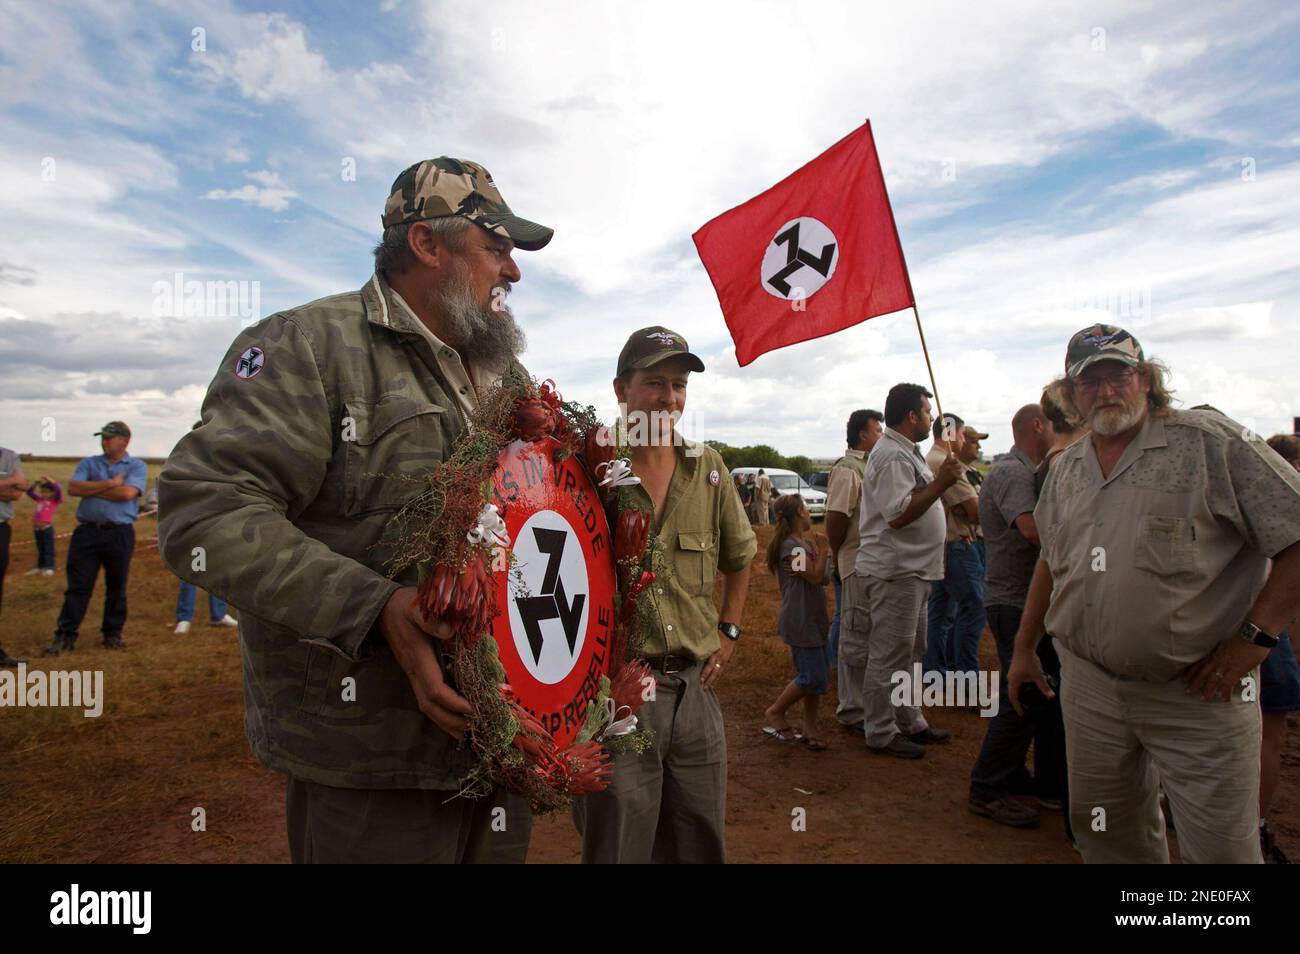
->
xmin=2 ymin=0 xmax=1299 ymax=460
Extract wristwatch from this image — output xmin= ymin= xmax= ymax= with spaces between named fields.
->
xmin=718 ymin=622 xmax=742 ymax=642
xmin=1238 ymin=621 xmax=1280 ymax=650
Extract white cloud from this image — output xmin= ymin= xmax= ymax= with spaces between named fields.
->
xmin=204 ymin=169 xmax=297 ymax=211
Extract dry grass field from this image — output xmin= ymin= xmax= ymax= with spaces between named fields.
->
xmin=2 ymin=458 xmax=1296 ymax=863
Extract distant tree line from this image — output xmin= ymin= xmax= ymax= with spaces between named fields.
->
xmin=704 ymin=440 xmax=816 ymax=478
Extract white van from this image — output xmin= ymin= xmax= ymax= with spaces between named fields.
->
xmin=730 ymin=467 xmax=827 ymax=519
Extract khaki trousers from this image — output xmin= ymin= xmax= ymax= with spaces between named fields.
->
xmin=862 ymin=575 xmax=931 ymax=748
xmin=835 ymin=572 xmax=871 ymax=727
xmin=572 ymin=660 xmax=727 ymax=863
xmin=1058 ymin=644 xmax=1263 ymax=864
xmin=286 ymin=776 xmax=533 ymax=863
xmin=755 ymin=497 xmax=770 ymax=526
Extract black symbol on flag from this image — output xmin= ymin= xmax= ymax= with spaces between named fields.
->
xmin=766 ymin=222 xmax=836 ymax=296
xmin=515 ymin=527 xmax=586 ymax=665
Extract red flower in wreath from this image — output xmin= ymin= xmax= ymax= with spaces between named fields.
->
xmin=614 ymin=508 xmax=652 ymax=566
xmin=514 ymin=398 xmax=555 ymax=442
xmin=418 ymin=543 xmax=496 ymax=641
xmin=561 ymin=740 xmax=612 ymax=794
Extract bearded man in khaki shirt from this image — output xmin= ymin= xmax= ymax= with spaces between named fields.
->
xmin=1009 ymin=324 xmax=1300 ymax=864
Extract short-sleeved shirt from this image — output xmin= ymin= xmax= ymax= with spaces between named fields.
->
xmin=926 ymin=445 xmax=978 ymax=542
xmin=1036 ymin=409 xmax=1300 ymax=682
xmin=73 ymin=454 xmax=148 ymax=525
xmin=776 ymin=536 xmax=830 ymax=648
xmin=635 ymin=440 xmax=757 ymax=659
xmin=754 ymin=474 xmax=773 ymax=501
xmin=980 ymin=446 xmax=1041 ymax=608
xmin=855 ymin=427 xmax=946 ymax=581
xmin=825 ymin=447 xmax=866 ymax=578
xmin=0 ymin=446 xmax=20 ymax=522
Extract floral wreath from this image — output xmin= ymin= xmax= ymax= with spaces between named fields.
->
xmin=385 ymin=368 xmax=660 ymax=813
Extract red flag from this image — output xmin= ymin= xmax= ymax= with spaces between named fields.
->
xmin=692 ymin=122 xmax=914 ymax=366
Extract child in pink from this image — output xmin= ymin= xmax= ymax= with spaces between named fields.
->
xmin=25 ymin=477 xmax=62 ymax=575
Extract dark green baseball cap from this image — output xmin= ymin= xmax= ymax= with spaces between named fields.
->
xmin=1066 ymin=323 xmax=1144 ymax=378
xmin=617 ymin=326 xmax=706 ymax=378
xmin=94 ymin=421 xmax=131 ymax=438
xmin=381 ymin=157 xmax=553 ymax=251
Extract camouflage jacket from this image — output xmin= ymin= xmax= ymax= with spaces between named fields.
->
xmin=158 ymin=273 xmax=486 ymax=790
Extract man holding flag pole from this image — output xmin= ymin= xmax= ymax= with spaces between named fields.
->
xmin=693 ymin=121 xmax=962 ymax=754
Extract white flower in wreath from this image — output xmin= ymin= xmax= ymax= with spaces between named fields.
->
xmin=466 ymin=502 xmax=510 ymax=548
xmin=595 ymin=458 xmax=641 ymax=488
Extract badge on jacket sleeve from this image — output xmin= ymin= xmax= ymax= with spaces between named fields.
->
xmin=234 ymin=346 xmax=264 ymax=379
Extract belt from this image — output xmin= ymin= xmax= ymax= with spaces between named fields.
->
xmin=80 ymin=521 xmax=130 ymax=529
xmin=641 ymin=653 xmax=700 ymax=675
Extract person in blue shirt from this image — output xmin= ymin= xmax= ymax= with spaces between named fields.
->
xmin=43 ymin=422 xmax=147 ymax=654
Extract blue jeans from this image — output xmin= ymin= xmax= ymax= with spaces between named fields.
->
xmin=34 ymin=524 xmax=56 ymax=569
xmin=828 ymin=570 xmax=842 ymax=666
xmin=923 ymin=540 xmax=986 ymax=674
xmin=176 ymin=579 xmax=227 ymax=623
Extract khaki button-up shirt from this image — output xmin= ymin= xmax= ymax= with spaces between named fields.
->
xmin=825 ymin=447 xmax=866 ymax=578
xmin=1036 ymin=409 xmax=1300 ymax=681
xmin=926 ymin=445 xmax=978 ymax=542
xmin=633 ymin=440 xmax=757 ymax=659
xmin=855 ymin=427 xmax=946 ymax=581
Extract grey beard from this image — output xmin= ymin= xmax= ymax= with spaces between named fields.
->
xmin=433 ymin=268 xmax=526 ymax=367
xmin=1090 ymin=398 xmax=1146 ymax=436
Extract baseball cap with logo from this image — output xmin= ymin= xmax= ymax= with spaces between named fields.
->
xmin=381 ymin=157 xmax=553 ymax=251
xmin=1065 ymin=323 xmax=1144 ymax=379
xmin=616 ymin=326 xmax=706 ymax=378
xmin=94 ymin=421 xmax=131 ymax=438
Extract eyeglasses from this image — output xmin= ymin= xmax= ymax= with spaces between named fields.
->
xmin=1076 ymin=367 xmax=1137 ymax=395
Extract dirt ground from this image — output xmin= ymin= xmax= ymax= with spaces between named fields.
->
xmin=2 ymin=459 xmax=1296 ymax=863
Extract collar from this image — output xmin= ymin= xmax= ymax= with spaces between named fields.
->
xmin=1008 ymin=446 xmax=1036 ymax=471
xmin=883 ymin=426 xmax=922 ymax=456
xmin=844 ymin=447 xmax=866 ymax=460
xmin=675 ymin=437 xmax=701 ymax=475
xmin=362 ymin=271 xmax=427 ymax=337
xmin=1083 ymin=411 xmax=1167 ymax=485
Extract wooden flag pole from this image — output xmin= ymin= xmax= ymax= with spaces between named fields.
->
xmin=911 ymin=304 xmax=952 ymax=452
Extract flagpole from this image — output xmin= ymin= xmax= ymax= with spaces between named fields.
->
xmin=910 ymin=304 xmax=945 ymax=424
xmin=865 ymin=119 xmax=951 ymax=450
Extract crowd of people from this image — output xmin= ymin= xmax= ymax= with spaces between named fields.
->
xmin=758 ymin=326 xmax=1300 ymax=863
xmin=0 ymin=421 xmax=238 ymax=669
xmin=3 ymin=153 xmax=1298 ymax=867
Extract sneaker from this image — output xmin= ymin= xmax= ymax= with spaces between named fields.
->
xmin=213 ymin=615 xmax=239 ymax=628
xmin=41 ymin=569 xmax=55 ymax=576
xmin=1037 ymin=797 xmax=1064 ymax=811
xmin=174 ymin=621 xmax=191 ymax=635
xmin=870 ymin=735 xmax=925 ymax=759
xmin=969 ymin=796 xmax=1041 ymax=828
xmin=24 ymin=567 xmax=41 ymax=575
xmin=102 ymin=637 xmax=127 ymax=650
xmin=907 ymin=726 xmax=953 ymax=745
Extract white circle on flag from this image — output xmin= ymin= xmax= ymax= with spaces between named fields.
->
xmin=760 ymin=216 xmax=839 ymax=302
xmin=507 ymin=509 xmax=590 ymax=685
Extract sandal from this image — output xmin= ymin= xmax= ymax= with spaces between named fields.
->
xmin=801 ymin=736 xmax=828 ymax=751
xmin=761 ymin=725 xmax=800 ymax=743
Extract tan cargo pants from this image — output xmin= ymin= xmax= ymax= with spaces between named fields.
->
xmin=571 ymin=659 xmax=727 ymax=863
xmin=1058 ymin=644 xmax=1263 ymax=864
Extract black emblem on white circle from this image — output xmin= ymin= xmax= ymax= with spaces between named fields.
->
xmin=234 ymin=346 xmax=265 ymax=379
xmin=508 ymin=511 xmax=590 ymax=684
xmin=760 ymin=217 xmax=839 ymax=301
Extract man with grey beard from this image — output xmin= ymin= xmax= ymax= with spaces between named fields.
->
xmin=1007 ymin=323 xmax=1300 ymax=863
xmin=158 ymin=158 xmax=550 ymax=863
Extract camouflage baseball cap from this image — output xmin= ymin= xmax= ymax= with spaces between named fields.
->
xmin=94 ymin=421 xmax=131 ymax=438
xmin=1066 ymin=323 xmax=1144 ymax=378
xmin=617 ymin=326 xmax=705 ymax=378
xmin=381 ymin=157 xmax=553 ymax=251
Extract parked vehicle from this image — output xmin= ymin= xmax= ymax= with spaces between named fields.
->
xmin=729 ymin=466 xmax=827 ymax=519
xmin=805 ymin=471 xmax=830 ymax=492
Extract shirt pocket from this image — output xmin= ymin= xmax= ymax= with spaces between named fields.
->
xmin=1133 ymin=515 xmax=1195 ymax=577
xmin=343 ymin=395 xmax=446 ymax=515
xmin=676 ymin=529 xmax=717 ymax=597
